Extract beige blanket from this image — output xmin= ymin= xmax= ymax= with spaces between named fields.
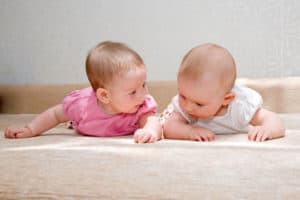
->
xmin=1 ymin=113 xmax=300 ymax=199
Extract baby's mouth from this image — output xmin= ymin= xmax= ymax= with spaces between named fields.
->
xmin=134 ymin=103 xmax=142 ymax=110
xmin=189 ymin=114 xmax=198 ymax=119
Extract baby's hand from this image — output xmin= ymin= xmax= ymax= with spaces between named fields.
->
xmin=190 ymin=128 xmax=215 ymax=142
xmin=134 ymin=128 xmax=160 ymax=144
xmin=248 ymin=125 xmax=272 ymax=142
xmin=5 ymin=126 xmax=35 ymax=139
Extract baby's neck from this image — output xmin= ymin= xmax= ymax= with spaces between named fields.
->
xmin=214 ymin=105 xmax=229 ymax=117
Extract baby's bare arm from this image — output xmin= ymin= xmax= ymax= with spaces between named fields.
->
xmin=5 ymin=104 xmax=68 ymax=139
xmin=248 ymin=108 xmax=285 ymax=141
xmin=163 ymin=111 xmax=215 ymax=141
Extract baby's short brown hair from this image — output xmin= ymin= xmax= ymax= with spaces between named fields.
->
xmin=86 ymin=41 xmax=145 ymax=91
xmin=179 ymin=43 xmax=236 ymax=94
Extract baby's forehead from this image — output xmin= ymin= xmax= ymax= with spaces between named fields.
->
xmin=179 ymin=75 xmax=226 ymax=96
xmin=178 ymin=86 xmax=215 ymax=104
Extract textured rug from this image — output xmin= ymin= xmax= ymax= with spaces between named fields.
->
xmin=0 ymin=114 xmax=300 ymax=200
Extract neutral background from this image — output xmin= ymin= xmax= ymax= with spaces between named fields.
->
xmin=1 ymin=0 xmax=300 ymax=84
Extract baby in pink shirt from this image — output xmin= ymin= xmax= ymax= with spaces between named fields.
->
xmin=5 ymin=41 xmax=162 ymax=143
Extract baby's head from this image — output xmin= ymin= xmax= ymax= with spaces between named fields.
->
xmin=177 ymin=43 xmax=236 ymax=119
xmin=86 ymin=41 xmax=148 ymax=114
xmin=86 ymin=41 xmax=145 ymax=90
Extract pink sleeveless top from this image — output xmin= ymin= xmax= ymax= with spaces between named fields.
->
xmin=62 ymin=87 xmax=157 ymax=137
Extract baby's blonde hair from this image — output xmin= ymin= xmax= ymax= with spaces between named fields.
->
xmin=179 ymin=43 xmax=236 ymax=94
xmin=86 ymin=41 xmax=145 ymax=91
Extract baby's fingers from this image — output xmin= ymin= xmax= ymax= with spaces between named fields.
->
xmin=255 ymin=131 xmax=264 ymax=142
xmin=202 ymin=133 xmax=215 ymax=142
xmin=207 ymin=133 xmax=215 ymax=141
xmin=249 ymin=126 xmax=269 ymax=142
xmin=15 ymin=128 xmax=35 ymax=138
xmin=261 ymin=130 xmax=273 ymax=142
xmin=193 ymin=134 xmax=207 ymax=142
xmin=195 ymin=133 xmax=214 ymax=142
xmin=5 ymin=127 xmax=16 ymax=138
xmin=6 ymin=127 xmax=32 ymax=139
xmin=139 ymin=134 xmax=151 ymax=143
xmin=134 ymin=132 xmax=151 ymax=144
xmin=147 ymin=135 xmax=158 ymax=143
xmin=261 ymin=133 xmax=269 ymax=142
xmin=248 ymin=127 xmax=258 ymax=141
xmin=133 ymin=132 xmax=140 ymax=143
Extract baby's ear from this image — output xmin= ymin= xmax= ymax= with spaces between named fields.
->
xmin=222 ymin=91 xmax=235 ymax=106
xmin=96 ymin=88 xmax=110 ymax=104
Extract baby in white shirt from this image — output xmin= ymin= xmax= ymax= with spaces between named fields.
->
xmin=160 ymin=43 xmax=285 ymax=142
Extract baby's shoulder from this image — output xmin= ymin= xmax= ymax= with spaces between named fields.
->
xmin=230 ymin=85 xmax=263 ymax=125
xmin=233 ymin=85 xmax=261 ymax=100
xmin=62 ymin=87 xmax=97 ymax=111
xmin=65 ymin=87 xmax=95 ymax=101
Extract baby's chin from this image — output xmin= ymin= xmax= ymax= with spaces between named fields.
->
xmin=188 ymin=113 xmax=214 ymax=120
xmin=188 ymin=114 xmax=199 ymax=119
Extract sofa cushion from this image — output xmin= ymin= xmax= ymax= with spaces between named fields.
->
xmin=0 ymin=77 xmax=299 ymax=113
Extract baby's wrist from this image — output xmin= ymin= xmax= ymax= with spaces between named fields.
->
xmin=24 ymin=124 xmax=34 ymax=135
xmin=142 ymin=127 xmax=155 ymax=134
xmin=188 ymin=127 xmax=197 ymax=140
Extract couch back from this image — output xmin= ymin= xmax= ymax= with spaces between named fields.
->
xmin=0 ymin=77 xmax=299 ymax=114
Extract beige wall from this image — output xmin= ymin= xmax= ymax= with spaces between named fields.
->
xmin=1 ymin=0 xmax=300 ymax=84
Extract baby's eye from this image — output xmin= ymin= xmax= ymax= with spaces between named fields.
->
xmin=130 ymin=90 xmax=137 ymax=95
xmin=195 ymin=103 xmax=203 ymax=107
xmin=180 ymin=94 xmax=186 ymax=100
xmin=142 ymin=82 xmax=146 ymax=88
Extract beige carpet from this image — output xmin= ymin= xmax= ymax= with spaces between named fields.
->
xmin=0 ymin=114 xmax=300 ymax=199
